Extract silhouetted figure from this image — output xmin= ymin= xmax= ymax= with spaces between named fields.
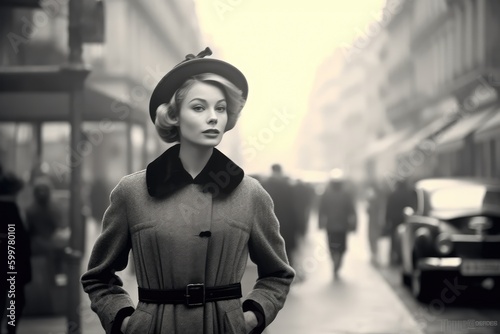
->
xmin=25 ymin=177 xmax=66 ymax=283
xmin=89 ymin=176 xmax=111 ymax=225
xmin=293 ymin=180 xmax=314 ymax=240
xmin=262 ymin=164 xmax=299 ymax=267
xmin=0 ymin=167 xmax=31 ymax=334
xmin=366 ymin=182 xmax=385 ymax=266
xmin=319 ymin=169 xmax=357 ymax=279
xmin=385 ymin=180 xmax=412 ymax=266
xmin=290 ymin=180 xmax=315 ymax=282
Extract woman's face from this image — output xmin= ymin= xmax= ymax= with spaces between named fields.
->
xmin=177 ymin=81 xmax=228 ymax=147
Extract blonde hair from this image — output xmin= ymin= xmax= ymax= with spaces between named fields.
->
xmin=155 ymin=73 xmax=246 ymax=143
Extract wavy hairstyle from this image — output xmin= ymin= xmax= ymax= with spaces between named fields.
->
xmin=154 ymin=73 xmax=246 ymax=143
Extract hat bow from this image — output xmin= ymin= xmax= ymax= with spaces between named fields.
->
xmin=183 ymin=47 xmax=213 ymax=62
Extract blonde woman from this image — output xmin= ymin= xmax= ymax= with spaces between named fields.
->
xmin=81 ymin=48 xmax=294 ymax=334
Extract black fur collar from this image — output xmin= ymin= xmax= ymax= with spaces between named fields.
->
xmin=146 ymin=144 xmax=244 ymax=199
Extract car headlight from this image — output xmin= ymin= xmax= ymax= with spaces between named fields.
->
xmin=415 ymin=227 xmax=432 ymax=241
xmin=436 ymin=233 xmax=453 ymax=255
xmin=414 ymin=227 xmax=433 ymax=252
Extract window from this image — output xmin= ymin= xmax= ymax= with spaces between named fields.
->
xmin=476 ymin=0 xmax=486 ymax=65
xmin=430 ymin=185 xmax=486 ymax=210
xmin=0 ymin=123 xmax=36 ymax=179
xmin=464 ymin=1 xmax=474 ymax=70
xmin=476 ymin=142 xmax=486 ymax=177
xmin=42 ymin=122 xmax=71 ymax=188
xmin=491 ymin=139 xmax=497 ymax=178
xmin=469 ymin=1 xmax=478 ymax=67
xmin=455 ymin=5 xmax=464 ymax=77
xmin=131 ymin=124 xmax=145 ymax=172
xmin=409 ymin=189 xmax=419 ymax=213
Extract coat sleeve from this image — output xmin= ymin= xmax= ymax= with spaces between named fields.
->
xmin=81 ymin=179 xmax=135 ymax=334
xmin=243 ymin=183 xmax=295 ymax=333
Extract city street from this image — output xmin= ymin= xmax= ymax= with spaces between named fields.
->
xmin=3 ymin=1 xmax=500 ymax=334
xmin=16 ymin=202 xmax=500 ymax=334
xmin=264 ymin=206 xmax=423 ymax=334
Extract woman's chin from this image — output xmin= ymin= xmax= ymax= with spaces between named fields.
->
xmin=182 ymin=138 xmax=223 ymax=148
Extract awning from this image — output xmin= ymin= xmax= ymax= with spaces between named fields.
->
xmin=84 ymin=86 xmax=147 ymax=124
xmin=0 ymin=65 xmax=90 ymax=92
xmin=474 ymin=107 xmax=500 ymax=142
xmin=0 ymin=65 xmax=147 ymax=124
xmin=435 ymin=106 xmax=497 ymax=152
xmin=394 ymin=115 xmax=457 ymax=155
xmin=0 ymin=86 xmax=146 ymax=124
xmin=362 ymin=129 xmax=412 ymax=160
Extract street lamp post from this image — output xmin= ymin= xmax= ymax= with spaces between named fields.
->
xmin=65 ymin=1 xmax=105 ymax=331
xmin=0 ymin=2 xmax=98 ymax=330
xmin=66 ymin=1 xmax=89 ymax=333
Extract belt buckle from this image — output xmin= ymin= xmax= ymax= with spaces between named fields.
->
xmin=185 ymin=283 xmax=205 ymax=307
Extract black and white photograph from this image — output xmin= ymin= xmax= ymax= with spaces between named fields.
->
xmin=1 ymin=0 xmax=500 ymax=333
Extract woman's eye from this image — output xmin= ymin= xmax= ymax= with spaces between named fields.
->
xmin=216 ymin=106 xmax=226 ymax=113
xmin=192 ymin=105 xmax=204 ymax=112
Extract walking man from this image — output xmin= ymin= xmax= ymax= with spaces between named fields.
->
xmin=319 ymin=169 xmax=357 ymax=279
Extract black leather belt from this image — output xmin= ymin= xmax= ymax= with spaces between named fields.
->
xmin=138 ymin=283 xmax=242 ymax=307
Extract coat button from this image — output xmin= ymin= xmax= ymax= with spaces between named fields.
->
xmin=199 ymin=231 xmax=212 ymax=238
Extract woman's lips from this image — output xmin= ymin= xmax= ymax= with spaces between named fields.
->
xmin=202 ymin=129 xmax=220 ymax=134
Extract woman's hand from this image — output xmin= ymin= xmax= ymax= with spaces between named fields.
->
xmin=243 ymin=311 xmax=258 ymax=333
xmin=120 ymin=316 xmax=131 ymax=334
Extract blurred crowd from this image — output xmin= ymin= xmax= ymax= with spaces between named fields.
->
xmin=0 ymin=160 xmax=105 ymax=333
xmin=255 ymin=164 xmax=415 ymax=281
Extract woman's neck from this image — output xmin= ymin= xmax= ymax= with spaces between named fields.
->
xmin=178 ymin=142 xmax=214 ymax=179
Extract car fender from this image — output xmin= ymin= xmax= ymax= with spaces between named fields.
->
xmin=398 ymin=221 xmax=414 ymax=274
xmin=401 ymin=217 xmax=438 ymax=274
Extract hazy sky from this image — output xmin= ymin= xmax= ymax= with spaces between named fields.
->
xmin=193 ymin=0 xmax=386 ymax=174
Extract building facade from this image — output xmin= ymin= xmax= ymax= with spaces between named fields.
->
xmin=0 ymin=0 xmax=203 ymax=185
xmin=390 ymin=0 xmax=500 ymax=182
xmin=312 ymin=0 xmax=500 ymax=189
xmin=0 ymin=0 xmax=203 ymax=317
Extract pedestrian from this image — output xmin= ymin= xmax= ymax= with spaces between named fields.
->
xmin=365 ymin=181 xmax=385 ymax=266
xmin=25 ymin=176 xmax=68 ymax=284
xmin=289 ymin=179 xmax=314 ymax=282
xmin=293 ymin=179 xmax=314 ymax=242
xmin=81 ymin=47 xmax=295 ymax=334
xmin=318 ymin=169 xmax=357 ymax=279
xmin=384 ymin=179 xmax=412 ymax=266
xmin=261 ymin=164 xmax=299 ymax=268
xmin=0 ymin=166 xmax=32 ymax=334
xmin=89 ymin=175 xmax=111 ymax=225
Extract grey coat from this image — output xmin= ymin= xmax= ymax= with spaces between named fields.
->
xmin=81 ymin=145 xmax=295 ymax=334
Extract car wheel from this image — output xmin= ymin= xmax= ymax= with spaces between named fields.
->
xmin=412 ymin=268 xmax=434 ymax=302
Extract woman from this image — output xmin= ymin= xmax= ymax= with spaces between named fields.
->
xmin=81 ymin=47 xmax=295 ymax=334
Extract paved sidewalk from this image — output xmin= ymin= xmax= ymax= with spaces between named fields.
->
xmin=265 ymin=207 xmax=424 ymax=334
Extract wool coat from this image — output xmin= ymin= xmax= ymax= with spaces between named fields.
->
xmin=81 ymin=145 xmax=295 ymax=334
xmin=318 ymin=182 xmax=357 ymax=233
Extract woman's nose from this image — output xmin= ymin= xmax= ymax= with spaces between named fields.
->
xmin=207 ymin=108 xmax=218 ymax=124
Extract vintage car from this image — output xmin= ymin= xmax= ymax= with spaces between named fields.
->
xmin=398 ymin=178 xmax=500 ymax=302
